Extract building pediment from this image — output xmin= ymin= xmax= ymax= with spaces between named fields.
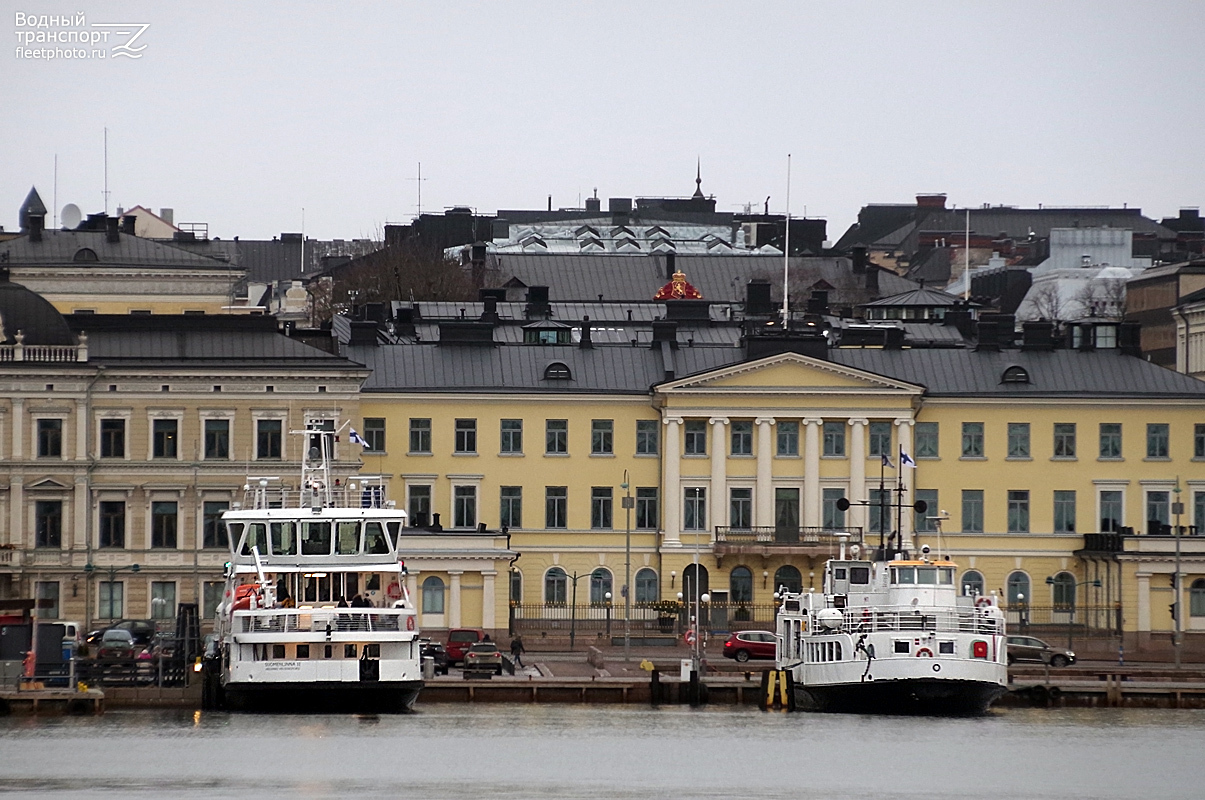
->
xmin=657 ymin=351 xmax=924 ymax=396
xmin=27 ymin=477 xmax=70 ymax=491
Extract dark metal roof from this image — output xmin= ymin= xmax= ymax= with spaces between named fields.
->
xmin=0 ymin=275 xmax=75 ymax=345
xmin=862 ymin=286 xmax=970 ymax=308
xmin=1 ymin=230 xmax=234 ymax=269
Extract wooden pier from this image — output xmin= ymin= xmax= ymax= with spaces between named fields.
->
xmin=0 ymin=687 xmax=104 ymax=715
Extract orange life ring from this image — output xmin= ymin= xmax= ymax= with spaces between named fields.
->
xmin=975 ymin=596 xmax=992 ymax=608
xmin=386 ymin=582 xmax=402 ymax=600
xmin=684 ymin=629 xmax=697 ymax=645
xmin=915 ymin=647 xmax=934 ymax=657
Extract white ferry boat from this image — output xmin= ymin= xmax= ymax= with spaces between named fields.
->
xmin=201 ymin=419 xmax=423 ymax=712
xmin=776 ymin=538 xmax=1007 ymax=715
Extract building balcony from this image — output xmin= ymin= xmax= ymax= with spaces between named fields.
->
xmin=713 ymin=526 xmax=863 ymax=562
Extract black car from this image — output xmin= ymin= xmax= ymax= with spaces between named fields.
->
xmin=420 ymin=639 xmax=449 ymax=675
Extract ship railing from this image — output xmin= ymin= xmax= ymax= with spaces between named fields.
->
xmin=235 ymin=607 xmax=414 ymax=634
xmin=239 ymin=484 xmax=393 ymax=511
xmin=839 ymin=606 xmax=1003 ymax=636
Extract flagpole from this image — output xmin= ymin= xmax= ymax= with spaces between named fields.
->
xmin=896 ymin=445 xmax=905 ymax=556
xmin=782 ymin=153 xmax=791 ymax=323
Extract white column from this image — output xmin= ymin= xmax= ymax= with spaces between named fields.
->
xmin=481 ymin=570 xmax=497 ymax=631
xmin=449 ymin=571 xmax=463 ymax=628
xmin=74 ymin=398 xmax=87 ymax=460
xmin=11 ymin=398 xmax=24 ymax=460
xmin=406 ymin=570 xmax=420 ymax=610
xmin=1136 ymin=572 xmax=1151 ymax=632
xmin=848 ymin=418 xmax=868 ymax=531
xmin=662 ymin=417 xmax=683 ymax=547
xmin=803 ymin=419 xmax=822 ymax=529
xmin=755 ymin=418 xmax=775 ymax=528
xmin=709 ymin=417 xmax=728 ymax=541
xmin=896 ymin=419 xmax=915 ymax=549
xmin=73 ymin=477 xmax=89 ymax=550
xmin=9 ymin=477 xmax=23 ymax=548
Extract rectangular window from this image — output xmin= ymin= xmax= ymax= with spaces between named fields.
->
xmin=962 ymin=423 xmax=984 ymax=458
xmin=203 ymin=501 xmax=230 ymax=549
xmin=868 ymin=488 xmax=890 ymax=533
xmin=635 ymin=488 xmax=659 ymax=529
xmin=204 ymin=419 xmax=230 ymax=459
xmin=35 ymin=500 xmax=62 ymax=548
xmin=1053 ymin=423 xmax=1076 ymax=458
xmin=545 ymin=420 xmax=567 ymax=454
xmin=500 ymin=419 xmax=523 ymax=454
xmin=100 ymin=418 xmax=125 ymax=458
xmin=408 ymin=485 xmax=431 ymax=527
xmin=1195 ymin=491 xmax=1205 ymax=533
xmin=684 ymin=420 xmax=707 ymax=455
xmin=591 ymin=487 xmax=613 ymax=529
xmin=822 ymin=488 xmax=846 ymax=530
xmin=1054 ymin=490 xmax=1076 ymax=533
xmin=99 ymin=501 xmax=125 ymax=548
xmin=683 ymin=487 xmax=707 ymax=530
xmin=823 ymin=421 xmax=845 ymax=457
xmin=914 ymin=489 xmax=938 ymax=532
xmin=500 ymin=487 xmax=522 ymax=528
xmin=1007 ymin=423 xmax=1030 ymax=459
xmin=257 ymin=419 xmax=282 ymax=459
xmin=591 ymin=420 xmax=613 ymax=455
xmin=37 ymin=419 xmax=62 ymax=457
xmin=1100 ymin=423 xmax=1122 ymax=459
xmin=962 ymin=490 xmax=984 ymax=533
xmin=636 ymin=420 xmax=659 ymax=455
xmin=730 ymin=421 xmax=753 ymax=456
xmin=869 ymin=422 xmax=892 ymax=457
xmin=1195 ymin=424 xmax=1205 ymax=459
xmin=777 ymin=421 xmax=799 ymax=456
xmin=914 ymin=422 xmax=939 ymax=458
xmin=152 ymin=501 xmax=178 ymax=548
xmin=730 ymin=488 xmax=753 ymax=529
xmin=1100 ymin=490 xmax=1123 ymax=532
xmin=150 ymin=581 xmax=176 ymax=620
xmin=1007 ymin=490 xmax=1030 ymax=533
xmin=409 ymin=418 xmax=432 ymax=453
xmin=153 ymin=419 xmax=178 ymax=458
xmin=454 ymin=486 xmax=477 ymax=528
xmin=35 ymin=581 xmax=59 ymax=619
xmin=98 ymin=581 xmax=123 ymax=619
xmin=1146 ymin=491 xmax=1170 ymax=535
xmin=1146 ymin=423 xmax=1169 ymax=458
xmin=455 ymin=419 xmax=477 ymax=454
xmin=202 ymin=581 xmax=224 ymax=619
xmin=362 ymin=418 xmax=386 ymax=453
xmin=545 ymin=487 xmax=568 ymax=528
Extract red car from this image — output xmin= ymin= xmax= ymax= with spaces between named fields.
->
xmin=722 ymin=630 xmax=778 ymax=662
xmin=445 ymin=628 xmax=487 ymax=665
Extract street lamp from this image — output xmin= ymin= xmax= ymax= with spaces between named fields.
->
xmin=605 ymin=591 xmax=613 ymax=637
xmin=1045 ymin=576 xmax=1101 ymax=651
xmin=621 ymin=471 xmax=634 ymax=662
xmin=1172 ymin=480 xmax=1185 ymax=670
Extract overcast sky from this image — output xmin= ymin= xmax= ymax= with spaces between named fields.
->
xmin=5 ymin=1 xmax=1203 ymax=241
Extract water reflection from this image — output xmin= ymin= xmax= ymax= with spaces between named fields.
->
xmin=1 ymin=706 xmax=1201 ymax=799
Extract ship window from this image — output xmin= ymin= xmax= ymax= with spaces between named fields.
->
xmin=917 ymin=568 xmax=937 ymax=585
xmin=324 ymin=644 xmax=333 ymax=659
xmin=386 ymin=521 xmax=402 ymax=547
xmin=365 ymin=643 xmax=380 ymax=658
xmin=939 ymin=568 xmax=954 ymax=585
xmin=226 ymin=522 xmax=244 ymax=547
xmin=364 ymin=522 xmax=389 ymax=554
xmin=337 ymin=522 xmax=360 ymax=555
xmin=344 ymin=644 xmax=357 ymax=658
xmin=297 ymin=644 xmax=310 ymax=659
xmin=833 ymin=568 xmax=847 ymax=580
xmin=270 ymin=522 xmax=296 ymax=555
xmin=272 ymin=644 xmax=286 ymax=659
xmin=939 ymin=641 xmax=955 ymax=655
xmin=240 ymin=523 xmax=267 ymax=556
xmin=849 ymin=566 xmax=870 ymax=584
xmin=894 ymin=640 xmax=910 ymax=654
xmin=895 ymin=567 xmax=916 ymax=584
xmin=301 ymin=522 xmax=332 ymax=555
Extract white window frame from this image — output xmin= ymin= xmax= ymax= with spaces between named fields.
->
xmin=199 ymin=410 xmax=236 ymax=461
xmin=147 ymin=409 xmax=185 ymax=461
xmin=95 ymin=409 xmax=132 ymax=461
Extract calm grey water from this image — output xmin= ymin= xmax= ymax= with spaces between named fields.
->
xmin=0 ymin=705 xmax=1201 ymax=799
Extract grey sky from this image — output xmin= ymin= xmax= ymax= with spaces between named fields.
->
xmin=5 ymin=1 xmax=1203 ymax=241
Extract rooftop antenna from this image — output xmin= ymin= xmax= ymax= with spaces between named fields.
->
xmin=102 ymin=127 xmax=110 ymax=216
xmin=782 ymin=153 xmax=791 ymax=322
xmin=53 ymin=154 xmax=58 ymax=229
xmin=301 ymin=207 xmax=305 ymax=275
xmin=964 ymin=207 xmax=970 ymax=301
xmin=409 ymin=162 xmax=427 ymax=217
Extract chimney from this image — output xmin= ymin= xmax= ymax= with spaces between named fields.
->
xmin=1020 ymin=321 xmax=1056 ymax=351
xmin=746 ymin=280 xmax=773 ymax=317
xmin=916 ymin=194 xmax=947 ymax=209
xmin=121 ymin=215 xmax=136 ymax=235
xmin=525 ymin=285 xmax=550 ymax=319
xmin=1118 ymin=321 xmax=1141 ymax=356
xmin=348 ymin=321 xmax=380 ymax=346
xmin=470 ymin=242 xmax=487 ymax=265
xmin=608 ymin=198 xmax=632 ymax=214
xmin=481 ymin=296 xmax=500 ymax=324
xmin=579 ymin=315 xmax=593 ymax=349
xmin=665 ymin=252 xmax=676 ymax=279
xmin=159 ymin=208 xmax=174 ymax=226
xmin=806 ymin=290 xmax=829 ymax=316
xmin=883 ymin=326 xmax=905 ymax=349
xmin=975 ymin=320 xmax=1000 ymax=352
xmin=979 ymin=313 xmax=1016 ymax=347
xmin=105 ymin=216 xmax=120 ymax=243
xmin=651 ymin=320 xmax=679 ymax=349
xmin=851 ymin=246 xmax=868 ymax=274
xmin=864 ymin=265 xmax=879 ymax=295
xmin=430 ymin=512 xmax=442 ymax=531
xmin=585 ymin=196 xmax=601 ymax=213
xmin=394 ymin=306 xmax=416 ymax=337
xmin=28 ymin=213 xmax=43 ymax=242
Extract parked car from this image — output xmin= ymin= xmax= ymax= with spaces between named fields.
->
xmin=446 ymin=628 xmax=487 ymax=665
xmin=96 ymin=629 xmax=137 ymax=660
xmin=722 ymin=630 xmax=779 ymax=662
xmin=86 ymin=619 xmax=158 ymax=647
xmin=463 ymin=641 xmax=504 ymax=675
xmin=1006 ymin=635 xmax=1076 ymax=667
xmin=420 ymin=639 xmax=450 ymax=675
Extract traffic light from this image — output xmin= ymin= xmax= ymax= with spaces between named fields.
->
xmin=1170 ymin=603 xmax=1178 ymax=622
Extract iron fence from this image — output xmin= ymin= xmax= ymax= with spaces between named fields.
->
xmin=1005 ymin=604 xmax=1121 ymax=637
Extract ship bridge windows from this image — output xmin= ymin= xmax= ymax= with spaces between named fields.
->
xmin=240 ymin=523 xmax=267 ymax=556
xmin=364 ymin=522 xmax=390 ymax=554
xmin=337 ymin=522 xmax=360 ymax=555
xmin=892 ymin=566 xmax=956 ymax=585
xmin=301 ymin=521 xmax=333 ymax=555
xmin=849 ymin=566 xmax=870 ymax=585
xmin=270 ymin=522 xmax=296 ymax=556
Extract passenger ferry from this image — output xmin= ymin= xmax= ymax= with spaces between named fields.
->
xmin=201 ymin=419 xmax=423 ymax=712
xmin=776 ymin=537 xmax=1007 ymax=715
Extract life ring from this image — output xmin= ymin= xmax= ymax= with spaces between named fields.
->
xmin=386 ymin=582 xmax=402 ymax=600
xmin=974 ymin=596 xmax=992 ymax=608
xmin=684 ymin=629 xmax=697 ymax=645
xmin=915 ymin=647 xmax=934 ymax=657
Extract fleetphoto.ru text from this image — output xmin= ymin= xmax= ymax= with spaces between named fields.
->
xmin=14 ymin=11 xmax=149 ymax=60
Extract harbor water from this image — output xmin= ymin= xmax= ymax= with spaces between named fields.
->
xmin=1 ymin=705 xmax=1201 ymax=799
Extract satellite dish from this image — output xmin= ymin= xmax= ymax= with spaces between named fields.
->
xmin=60 ymin=203 xmax=82 ymax=230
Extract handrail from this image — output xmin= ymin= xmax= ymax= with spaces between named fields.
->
xmin=714 ymin=526 xmax=863 ymax=544
xmin=234 ymin=606 xmax=415 ymax=634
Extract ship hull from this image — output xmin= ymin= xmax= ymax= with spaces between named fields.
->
xmin=221 ymin=680 xmax=424 ymax=713
xmin=795 ymin=678 xmax=1006 ymax=716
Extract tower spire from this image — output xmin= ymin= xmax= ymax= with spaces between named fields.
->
xmin=692 ymin=157 xmax=704 ymax=199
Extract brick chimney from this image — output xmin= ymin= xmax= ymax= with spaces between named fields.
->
xmin=916 ymin=194 xmax=948 ymax=209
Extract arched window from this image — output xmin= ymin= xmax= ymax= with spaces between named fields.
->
xmin=543 ymin=362 xmax=572 ymax=380
xmin=545 ymin=567 xmax=567 ymax=605
xmin=1001 ymin=365 xmax=1029 ymax=384
xmin=590 ymin=568 xmax=613 ymax=604
xmin=1051 ymin=572 xmax=1076 ymax=608
xmin=682 ymin=563 xmax=709 ymax=602
xmin=509 ymin=569 xmax=523 ymax=604
xmin=1007 ymin=571 xmax=1030 ymax=606
xmin=73 ymin=247 xmax=98 ymax=262
xmin=961 ymin=570 xmax=985 ymax=597
xmin=634 ymin=568 xmax=658 ymax=604
xmin=774 ymin=565 xmax=803 ymax=594
xmin=1190 ymin=578 xmax=1205 ymax=618
xmin=421 ymin=576 xmax=445 ymax=614
xmin=730 ymin=566 xmax=753 ymax=604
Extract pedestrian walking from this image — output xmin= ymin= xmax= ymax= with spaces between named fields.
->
xmin=510 ymin=635 xmax=526 ymax=668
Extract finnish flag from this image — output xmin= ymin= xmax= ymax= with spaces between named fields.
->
xmin=349 ymin=428 xmax=370 ymax=448
xmin=881 ymin=453 xmax=894 ymax=468
xmin=900 ymin=451 xmax=917 ymax=468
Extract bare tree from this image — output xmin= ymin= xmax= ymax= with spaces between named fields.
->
xmin=1072 ymin=277 xmax=1128 ymax=320
xmin=327 ymin=240 xmax=476 ymax=316
xmin=1029 ymin=282 xmax=1065 ymax=321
